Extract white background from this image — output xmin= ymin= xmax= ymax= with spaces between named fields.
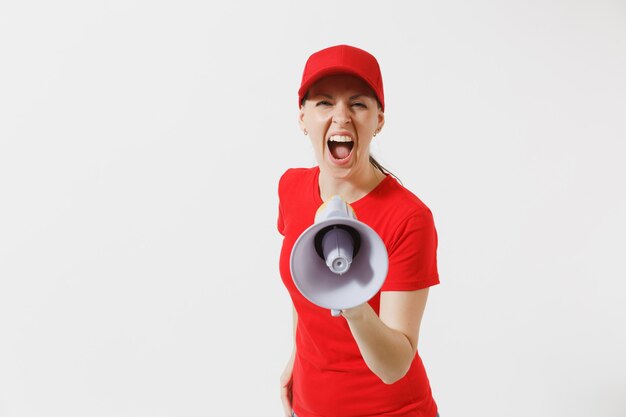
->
xmin=1 ymin=1 xmax=625 ymax=416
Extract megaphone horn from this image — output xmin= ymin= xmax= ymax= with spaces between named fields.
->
xmin=290 ymin=195 xmax=389 ymax=316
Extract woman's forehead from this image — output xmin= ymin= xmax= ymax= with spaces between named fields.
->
xmin=308 ymin=74 xmax=375 ymax=98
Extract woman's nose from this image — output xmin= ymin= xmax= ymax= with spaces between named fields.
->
xmin=332 ymin=103 xmax=351 ymax=125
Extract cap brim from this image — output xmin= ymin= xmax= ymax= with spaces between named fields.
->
xmin=298 ymin=66 xmax=380 ymax=107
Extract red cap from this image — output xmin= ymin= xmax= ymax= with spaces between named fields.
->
xmin=298 ymin=45 xmax=385 ymax=111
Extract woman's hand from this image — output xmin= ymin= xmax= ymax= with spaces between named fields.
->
xmin=280 ymin=352 xmax=295 ymax=417
xmin=340 ymin=302 xmax=369 ymax=320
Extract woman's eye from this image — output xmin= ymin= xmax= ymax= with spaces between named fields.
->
xmin=351 ymin=102 xmax=367 ymax=108
xmin=316 ymin=101 xmax=332 ymax=106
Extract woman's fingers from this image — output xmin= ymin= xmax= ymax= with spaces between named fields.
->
xmin=280 ymin=375 xmax=293 ymax=417
xmin=280 ymin=350 xmax=295 ymax=417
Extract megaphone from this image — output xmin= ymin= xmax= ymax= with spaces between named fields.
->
xmin=290 ymin=195 xmax=389 ymax=316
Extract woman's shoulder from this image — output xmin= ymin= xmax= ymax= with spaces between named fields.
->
xmin=378 ymin=176 xmax=434 ymax=219
xmin=278 ymin=166 xmax=319 ymax=197
xmin=279 ymin=166 xmax=318 ymax=182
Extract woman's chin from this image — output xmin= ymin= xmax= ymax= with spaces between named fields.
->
xmin=321 ymin=160 xmax=360 ymax=180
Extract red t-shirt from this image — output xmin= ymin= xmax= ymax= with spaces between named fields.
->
xmin=278 ymin=167 xmax=440 ymax=417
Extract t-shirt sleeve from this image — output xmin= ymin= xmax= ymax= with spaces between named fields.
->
xmin=381 ymin=208 xmax=440 ymax=291
xmin=277 ymin=169 xmax=290 ymax=236
xmin=277 ymin=199 xmax=285 ymax=236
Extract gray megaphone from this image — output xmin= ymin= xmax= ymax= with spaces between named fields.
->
xmin=290 ymin=195 xmax=389 ymax=316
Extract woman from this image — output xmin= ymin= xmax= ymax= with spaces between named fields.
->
xmin=278 ymin=45 xmax=440 ymax=417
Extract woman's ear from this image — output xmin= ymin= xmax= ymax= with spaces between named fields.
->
xmin=377 ymin=110 xmax=385 ymax=133
xmin=298 ymin=106 xmax=306 ymax=132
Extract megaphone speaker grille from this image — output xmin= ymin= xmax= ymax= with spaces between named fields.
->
xmin=314 ymin=225 xmax=362 ymax=260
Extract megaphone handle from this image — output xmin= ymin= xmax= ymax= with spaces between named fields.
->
xmin=331 ymin=309 xmax=342 ymax=317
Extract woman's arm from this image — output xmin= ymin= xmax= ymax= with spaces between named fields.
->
xmin=280 ymin=307 xmax=298 ymax=417
xmin=342 ymin=288 xmax=429 ymax=384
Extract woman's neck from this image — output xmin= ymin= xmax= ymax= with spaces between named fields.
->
xmin=318 ymin=164 xmax=385 ymax=203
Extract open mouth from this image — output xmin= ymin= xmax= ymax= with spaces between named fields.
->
xmin=327 ymin=135 xmax=354 ymax=161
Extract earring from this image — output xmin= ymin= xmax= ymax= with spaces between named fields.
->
xmin=373 ymin=129 xmax=380 ymax=137
xmin=303 ymin=128 xmax=308 ymax=135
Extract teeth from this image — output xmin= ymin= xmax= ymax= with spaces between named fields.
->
xmin=329 ymin=135 xmax=353 ymax=142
